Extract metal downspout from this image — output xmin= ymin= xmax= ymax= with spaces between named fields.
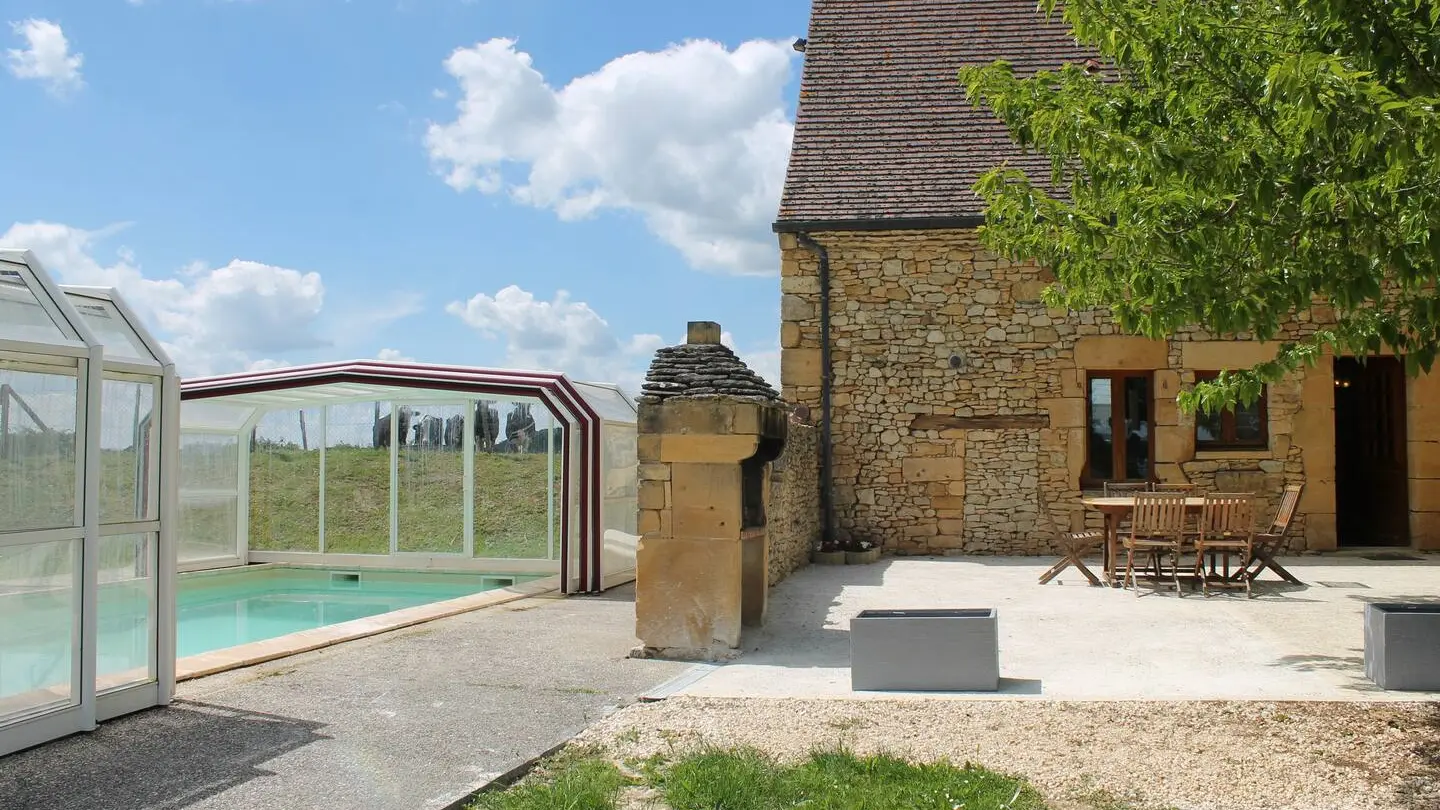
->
xmin=795 ymin=233 xmax=835 ymax=547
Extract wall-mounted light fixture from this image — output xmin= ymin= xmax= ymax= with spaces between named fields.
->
xmin=949 ymin=352 xmax=967 ymax=372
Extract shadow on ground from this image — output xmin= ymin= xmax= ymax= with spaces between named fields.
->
xmin=0 ymin=700 xmax=328 ymax=810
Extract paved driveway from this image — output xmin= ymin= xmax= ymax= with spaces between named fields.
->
xmin=0 ymin=584 xmax=693 ymax=810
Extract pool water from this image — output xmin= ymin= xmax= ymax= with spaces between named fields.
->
xmin=0 ymin=566 xmax=538 ymax=705
xmin=175 ymin=567 xmax=533 ymax=656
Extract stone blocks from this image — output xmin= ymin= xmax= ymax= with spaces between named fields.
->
xmin=634 ymin=324 xmax=790 ymax=660
xmin=774 ymin=228 xmax=1410 ymax=555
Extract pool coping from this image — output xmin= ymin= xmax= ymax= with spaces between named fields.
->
xmin=174 ymin=572 xmax=563 ymax=681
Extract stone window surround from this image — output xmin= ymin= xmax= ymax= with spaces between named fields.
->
xmin=1192 ymin=370 xmax=1270 ymax=451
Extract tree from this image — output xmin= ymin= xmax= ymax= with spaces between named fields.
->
xmin=958 ymin=0 xmax=1440 ymax=414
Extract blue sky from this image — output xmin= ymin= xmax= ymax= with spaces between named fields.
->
xmin=0 ymin=0 xmax=811 ymax=393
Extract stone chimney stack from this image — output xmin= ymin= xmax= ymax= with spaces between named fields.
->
xmin=687 ymin=320 xmax=722 ymax=345
xmin=631 ymin=321 xmax=788 ymax=661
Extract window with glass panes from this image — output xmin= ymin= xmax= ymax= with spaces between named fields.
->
xmin=1084 ymin=371 xmax=1153 ymax=485
xmin=1193 ymin=372 xmax=1268 ymax=449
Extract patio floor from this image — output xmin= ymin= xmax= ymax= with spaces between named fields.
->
xmin=669 ymin=553 xmax=1440 ymax=701
xmin=0 ymin=584 xmax=691 ymax=810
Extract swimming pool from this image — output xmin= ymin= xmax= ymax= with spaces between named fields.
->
xmin=0 ymin=565 xmax=542 ymax=705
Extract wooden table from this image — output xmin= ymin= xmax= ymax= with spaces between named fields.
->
xmin=1080 ymin=496 xmax=1206 ymax=585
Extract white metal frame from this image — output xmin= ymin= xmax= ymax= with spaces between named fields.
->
xmin=0 ymin=250 xmax=178 ymax=757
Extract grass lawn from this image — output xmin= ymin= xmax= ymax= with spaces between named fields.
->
xmin=249 ymin=445 xmax=558 ymax=558
xmin=468 ymin=745 xmax=1049 ymax=810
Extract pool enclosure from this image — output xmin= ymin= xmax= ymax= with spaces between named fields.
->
xmin=178 ymin=361 xmax=639 ymax=594
xmin=0 ymin=249 xmax=180 ymax=757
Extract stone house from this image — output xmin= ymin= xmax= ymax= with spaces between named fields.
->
xmin=774 ymin=0 xmax=1440 ymax=554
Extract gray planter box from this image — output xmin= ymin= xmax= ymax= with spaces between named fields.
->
xmin=1364 ymin=602 xmax=1440 ymax=691
xmin=850 ymin=608 xmax=999 ymax=692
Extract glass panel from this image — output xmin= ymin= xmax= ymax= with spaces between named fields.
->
xmin=180 ymin=400 xmax=256 ymax=432
xmin=66 ymin=297 xmax=152 ymax=362
xmin=1235 ymin=400 xmax=1264 ymax=443
xmin=550 ymin=424 xmax=563 ymax=560
xmin=96 ymin=532 xmax=156 ymax=692
xmin=179 ymin=433 xmax=239 ymax=562
xmin=179 ymin=495 xmax=238 ymax=563
xmin=323 ymin=402 xmax=394 ymax=554
xmin=249 ymin=409 xmax=321 ymax=552
xmin=601 ymin=422 xmax=638 ymax=574
xmin=574 ymin=383 xmax=637 ymax=423
xmin=0 ymin=263 xmax=68 ymax=344
xmin=1086 ymin=377 xmax=1113 ymax=480
xmin=99 ymin=379 xmax=157 ymax=524
xmin=1 ymin=367 xmax=79 ymax=531
xmin=476 ymin=398 xmax=551 ymax=558
xmin=397 ymin=404 xmax=465 ymax=553
xmin=1195 ymin=406 xmax=1223 ymax=444
xmin=1123 ymin=376 xmax=1151 ymax=480
xmin=0 ymin=538 xmax=78 ymax=721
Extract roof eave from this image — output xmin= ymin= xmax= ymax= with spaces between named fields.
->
xmin=772 ymin=215 xmax=987 ymax=234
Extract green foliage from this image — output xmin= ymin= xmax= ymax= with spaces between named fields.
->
xmin=468 ymin=750 xmax=629 ymax=810
xmin=958 ymin=0 xmax=1440 ymax=411
xmin=654 ymin=744 xmax=1046 ymax=810
xmin=465 ymin=745 xmax=1048 ymax=810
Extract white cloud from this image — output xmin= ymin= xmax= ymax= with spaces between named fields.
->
xmin=376 ymin=348 xmax=414 ymax=362
xmin=1 ymin=221 xmax=330 ymax=377
xmin=425 ymin=37 xmax=797 ymax=277
xmin=6 ymin=19 xmax=83 ymax=97
xmin=445 ymin=284 xmax=780 ymax=396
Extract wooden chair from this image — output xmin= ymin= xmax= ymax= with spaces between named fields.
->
xmin=1244 ymin=483 xmax=1304 ymax=584
xmin=1103 ymin=482 xmax=1150 ymax=495
xmin=1195 ymin=493 xmax=1256 ymax=597
xmin=1123 ymin=491 xmax=1189 ymax=596
xmin=1038 ymin=529 xmax=1104 ymax=586
xmin=1152 ymin=482 xmax=1198 ymax=493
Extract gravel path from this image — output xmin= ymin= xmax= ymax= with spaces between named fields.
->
xmin=575 ymin=697 xmax=1440 ymax=810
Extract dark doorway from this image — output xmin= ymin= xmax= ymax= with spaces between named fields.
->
xmin=1334 ymin=356 xmax=1410 ymax=547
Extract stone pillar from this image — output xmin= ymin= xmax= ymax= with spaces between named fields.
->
xmin=632 ymin=321 xmax=787 ymax=661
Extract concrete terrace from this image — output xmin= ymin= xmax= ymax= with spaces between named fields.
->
xmin=0 ymin=584 xmax=690 ymax=810
xmin=673 ymin=554 xmax=1440 ymax=701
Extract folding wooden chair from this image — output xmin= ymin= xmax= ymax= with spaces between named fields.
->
xmin=1195 ymin=492 xmax=1256 ymax=597
xmin=1103 ymin=481 xmax=1150 ymax=495
xmin=1152 ymin=482 xmax=1198 ymax=493
xmin=1244 ymin=483 xmax=1304 ymax=584
xmin=1123 ymin=491 xmax=1188 ymax=596
xmin=1038 ymin=529 xmax=1104 ymax=586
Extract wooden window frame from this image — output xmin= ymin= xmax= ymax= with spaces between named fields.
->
xmin=1081 ymin=370 xmax=1155 ymax=488
xmin=1192 ymin=371 xmax=1269 ymax=450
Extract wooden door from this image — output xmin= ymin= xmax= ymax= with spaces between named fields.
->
xmin=1334 ymin=356 xmax=1410 ymax=546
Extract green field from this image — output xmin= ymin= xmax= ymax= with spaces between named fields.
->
xmin=248 ymin=445 xmax=558 ymax=559
xmin=1 ymin=439 xmax=558 ymax=562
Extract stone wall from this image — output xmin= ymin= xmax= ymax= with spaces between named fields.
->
xmin=778 ymin=229 xmax=1440 ymax=554
xmin=767 ymin=419 xmax=819 ymax=585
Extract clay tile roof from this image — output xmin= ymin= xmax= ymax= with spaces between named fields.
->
xmin=775 ymin=0 xmax=1096 ymax=228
